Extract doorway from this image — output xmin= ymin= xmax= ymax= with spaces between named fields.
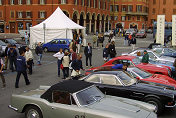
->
xmin=10 ymin=22 xmax=16 ymax=33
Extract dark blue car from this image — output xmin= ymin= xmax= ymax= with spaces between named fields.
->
xmin=42 ymin=39 xmax=71 ymax=52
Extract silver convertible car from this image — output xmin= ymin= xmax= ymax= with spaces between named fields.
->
xmin=9 ymin=80 xmax=157 ymax=118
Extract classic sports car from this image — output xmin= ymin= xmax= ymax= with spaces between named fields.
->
xmin=152 ymin=47 xmax=176 ymax=58
xmin=80 ymin=71 xmax=176 ymax=114
xmin=122 ymin=48 xmax=175 ymax=63
xmin=87 ymin=56 xmax=171 ymax=76
xmin=86 ymin=66 xmax=176 ymax=89
xmin=8 ymin=80 xmax=157 ymax=118
xmin=135 ymin=30 xmax=147 ymax=38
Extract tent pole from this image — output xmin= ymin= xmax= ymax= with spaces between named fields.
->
xmin=66 ymin=29 xmax=67 ymax=39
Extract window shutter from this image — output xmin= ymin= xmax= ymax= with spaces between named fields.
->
xmin=45 ymin=11 xmax=47 ymax=18
xmin=15 ymin=0 xmax=18 ymax=5
xmin=23 ymin=0 xmax=26 ymax=4
xmin=16 ymin=11 xmax=18 ymax=18
xmin=58 ymin=0 xmax=61 ymax=4
xmin=38 ymin=11 xmax=40 ymax=18
xmin=77 ymin=0 xmax=79 ymax=5
xmin=2 ymin=0 xmax=4 ymax=5
xmin=30 ymin=12 xmax=33 ymax=18
xmin=23 ymin=11 xmax=26 ymax=18
xmin=45 ymin=0 xmax=47 ymax=4
xmin=38 ymin=0 xmax=40 ymax=4
xmin=66 ymin=0 xmax=68 ymax=4
xmin=30 ymin=0 xmax=33 ymax=4
xmin=8 ymin=0 xmax=10 ymax=4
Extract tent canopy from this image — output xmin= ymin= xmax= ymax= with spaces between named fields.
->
xmin=30 ymin=6 xmax=85 ymax=48
xmin=31 ymin=7 xmax=85 ymax=30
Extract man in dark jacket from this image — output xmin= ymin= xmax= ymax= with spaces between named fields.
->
xmin=141 ymin=50 xmax=149 ymax=63
xmin=84 ymin=43 xmax=92 ymax=67
xmin=15 ymin=50 xmax=30 ymax=88
xmin=8 ymin=45 xmax=17 ymax=72
xmin=103 ymin=44 xmax=109 ymax=62
xmin=35 ymin=42 xmax=43 ymax=65
xmin=108 ymin=41 xmax=116 ymax=58
xmin=131 ymin=36 xmax=136 ymax=51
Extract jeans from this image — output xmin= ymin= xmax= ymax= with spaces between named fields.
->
xmin=63 ymin=67 xmax=69 ymax=79
xmin=9 ymin=57 xmax=16 ymax=71
xmin=86 ymin=54 xmax=92 ymax=66
xmin=0 ymin=73 xmax=5 ymax=87
xmin=57 ymin=60 xmax=62 ymax=76
xmin=37 ymin=54 xmax=42 ymax=64
xmin=15 ymin=71 xmax=30 ymax=88
xmin=27 ymin=59 xmax=33 ymax=74
xmin=25 ymin=38 xmax=28 ymax=45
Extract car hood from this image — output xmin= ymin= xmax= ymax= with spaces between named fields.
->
xmin=159 ymin=56 xmax=175 ymax=63
xmin=142 ymin=74 xmax=176 ymax=88
xmin=137 ymin=63 xmax=165 ymax=69
xmin=88 ymin=96 xmax=155 ymax=118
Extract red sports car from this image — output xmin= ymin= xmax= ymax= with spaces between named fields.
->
xmin=86 ymin=56 xmax=171 ymax=77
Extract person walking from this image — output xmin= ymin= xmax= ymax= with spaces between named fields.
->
xmin=8 ymin=45 xmax=17 ymax=72
xmin=108 ymin=41 xmax=116 ymax=58
xmin=141 ymin=50 xmax=149 ymax=63
xmin=131 ymin=36 xmax=136 ymax=51
xmin=24 ymin=32 xmax=29 ymax=45
xmin=92 ymin=34 xmax=97 ymax=48
xmin=75 ymin=35 xmax=80 ymax=53
xmin=0 ymin=58 xmax=5 ymax=88
xmin=15 ymin=51 xmax=30 ymax=88
xmin=128 ymin=34 xmax=132 ymax=46
xmin=35 ymin=42 xmax=43 ymax=65
xmin=53 ymin=48 xmax=64 ymax=77
xmin=71 ymin=54 xmax=84 ymax=78
xmin=69 ymin=49 xmax=77 ymax=62
xmin=4 ymin=44 xmax=11 ymax=70
xmin=62 ymin=51 xmax=70 ymax=79
xmin=25 ymin=46 xmax=33 ymax=75
xmin=103 ymin=44 xmax=109 ymax=62
xmin=72 ymin=40 xmax=77 ymax=52
xmin=124 ymin=34 xmax=128 ymax=45
xmin=84 ymin=43 xmax=92 ymax=68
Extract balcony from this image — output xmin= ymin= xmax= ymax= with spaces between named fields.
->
xmin=126 ymin=12 xmax=148 ymax=16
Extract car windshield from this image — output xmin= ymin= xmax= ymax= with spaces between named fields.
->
xmin=117 ymin=71 xmax=137 ymax=86
xmin=7 ymin=39 xmax=17 ymax=44
xmin=0 ymin=40 xmax=6 ymax=45
xmin=132 ymin=57 xmax=141 ymax=65
xmin=76 ymin=86 xmax=104 ymax=106
xmin=132 ymin=67 xmax=152 ymax=79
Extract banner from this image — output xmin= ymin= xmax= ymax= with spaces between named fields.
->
xmin=156 ymin=15 xmax=165 ymax=45
xmin=172 ymin=15 xmax=176 ymax=46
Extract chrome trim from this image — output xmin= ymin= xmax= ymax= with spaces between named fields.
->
xmin=8 ymin=105 xmax=18 ymax=111
xmin=165 ymin=101 xmax=176 ymax=108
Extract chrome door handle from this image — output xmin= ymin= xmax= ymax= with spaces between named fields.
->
xmin=51 ymin=107 xmax=56 ymax=109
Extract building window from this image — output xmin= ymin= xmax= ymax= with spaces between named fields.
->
xmin=128 ymin=16 xmax=131 ymax=21
xmin=137 ymin=16 xmax=140 ymax=21
xmin=61 ymin=0 xmax=66 ymax=4
xmin=114 ymin=5 xmax=119 ymax=12
xmin=110 ymin=5 xmax=113 ymax=12
xmin=11 ymin=0 xmax=15 ymax=5
xmin=153 ymin=0 xmax=156 ymax=4
xmin=136 ymin=5 xmax=142 ymax=12
xmin=114 ymin=16 xmax=118 ymax=20
xmin=40 ymin=0 xmax=45 ymax=4
xmin=27 ymin=0 xmax=31 ymax=5
xmin=18 ymin=22 xmax=23 ymax=30
xmin=26 ymin=22 xmax=32 ymax=30
xmin=93 ymin=0 xmax=95 ymax=8
xmin=18 ymin=12 xmax=23 ymax=18
xmin=0 ymin=0 xmax=2 ymax=5
xmin=152 ymin=8 xmax=155 ymax=14
xmin=10 ymin=11 xmax=14 ymax=18
xmin=81 ymin=0 xmax=84 ymax=6
xmin=98 ymin=0 xmax=100 ymax=9
xmin=40 ymin=11 xmax=45 ymax=18
xmin=121 ymin=16 xmax=126 ymax=21
xmin=122 ymin=5 xmax=127 ymax=12
xmin=26 ymin=11 xmax=32 ymax=18
xmin=163 ymin=0 xmax=166 ymax=5
xmin=128 ymin=5 xmax=133 ymax=12
xmin=173 ymin=9 xmax=176 ymax=14
xmin=18 ymin=0 xmax=22 ymax=4
xmin=74 ymin=0 xmax=77 ymax=5
xmin=0 ymin=11 xmax=2 ymax=18
xmin=163 ymin=8 xmax=166 ymax=14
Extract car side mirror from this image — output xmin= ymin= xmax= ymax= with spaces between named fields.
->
xmin=136 ymin=77 xmax=140 ymax=80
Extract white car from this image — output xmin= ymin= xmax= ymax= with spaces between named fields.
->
xmin=122 ymin=48 xmax=175 ymax=63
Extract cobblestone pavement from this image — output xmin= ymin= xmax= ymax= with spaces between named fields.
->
xmin=0 ymin=34 xmax=175 ymax=118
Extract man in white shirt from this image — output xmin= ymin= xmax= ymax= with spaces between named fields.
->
xmin=53 ymin=48 xmax=64 ymax=77
xmin=24 ymin=32 xmax=29 ymax=45
xmin=25 ymin=46 xmax=33 ymax=75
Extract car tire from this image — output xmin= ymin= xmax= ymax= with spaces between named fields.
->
xmin=43 ymin=48 xmax=48 ymax=52
xmin=25 ymin=105 xmax=43 ymax=118
xmin=144 ymin=97 xmax=163 ymax=115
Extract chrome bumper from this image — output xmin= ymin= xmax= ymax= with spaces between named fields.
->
xmin=165 ymin=102 xmax=176 ymax=108
xmin=8 ymin=105 xmax=18 ymax=111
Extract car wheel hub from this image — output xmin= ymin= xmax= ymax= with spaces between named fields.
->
xmin=148 ymin=101 xmax=158 ymax=113
xmin=27 ymin=109 xmax=39 ymax=118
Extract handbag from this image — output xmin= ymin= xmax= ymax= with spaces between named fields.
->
xmin=60 ymin=64 xmax=64 ymax=70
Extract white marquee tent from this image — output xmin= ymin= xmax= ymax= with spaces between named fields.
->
xmin=30 ymin=6 xmax=85 ymax=48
